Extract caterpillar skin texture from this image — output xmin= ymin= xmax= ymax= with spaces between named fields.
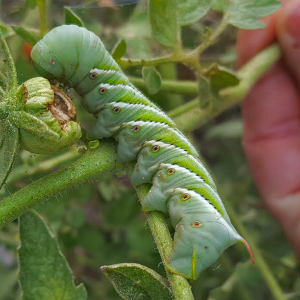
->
xmin=31 ymin=25 xmax=254 ymax=280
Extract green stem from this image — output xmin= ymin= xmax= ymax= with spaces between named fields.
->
xmin=172 ymin=44 xmax=281 ymax=133
xmin=0 ymin=29 xmax=17 ymax=88
xmin=119 ymin=54 xmax=178 ymax=70
xmin=135 ymin=185 xmax=194 ymax=300
xmin=0 ymin=140 xmax=117 ymax=228
xmin=7 ymin=147 xmax=81 ymax=184
xmin=129 ymin=76 xmax=198 ymax=96
xmin=225 ymin=201 xmax=286 ymax=300
xmin=38 ymin=0 xmax=49 ymax=36
xmin=193 ymin=15 xmax=228 ymax=56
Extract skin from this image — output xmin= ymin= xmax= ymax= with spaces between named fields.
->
xmin=237 ymin=0 xmax=300 ymax=259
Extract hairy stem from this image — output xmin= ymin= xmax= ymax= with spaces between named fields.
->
xmin=0 ymin=29 xmax=17 ymax=88
xmin=172 ymin=44 xmax=281 ymax=133
xmin=0 ymin=140 xmax=117 ymax=228
xmin=135 ymin=185 xmax=194 ymax=300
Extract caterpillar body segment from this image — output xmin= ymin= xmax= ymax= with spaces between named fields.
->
xmin=131 ymin=140 xmax=216 ymax=188
xmin=166 ymin=189 xmax=242 ymax=279
xmin=31 ymin=25 xmax=254 ymax=280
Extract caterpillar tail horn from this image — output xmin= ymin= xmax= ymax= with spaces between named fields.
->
xmin=239 ymin=237 xmax=255 ymax=264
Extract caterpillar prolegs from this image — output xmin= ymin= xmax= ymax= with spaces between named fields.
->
xmin=31 ymin=25 xmax=254 ymax=280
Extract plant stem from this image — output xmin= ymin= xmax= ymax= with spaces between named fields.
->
xmin=135 ymin=185 xmax=194 ymax=300
xmin=172 ymin=44 xmax=281 ymax=133
xmin=129 ymin=76 xmax=198 ymax=96
xmin=7 ymin=147 xmax=81 ymax=184
xmin=38 ymin=0 xmax=49 ymax=36
xmin=193 ymin=15 xmax=228 ymax=56
xmin=0 ymin=29 xmax=17 ymax=88
xmin=0 ymin=140 xmax=117 ymax=228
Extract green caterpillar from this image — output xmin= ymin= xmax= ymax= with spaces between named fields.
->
xmin=31 ymin=25 xmax=254 ymax=280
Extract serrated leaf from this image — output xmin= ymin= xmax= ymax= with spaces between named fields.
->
xmin=112 ymin=39 xmax=127 ymax=60
xmin=177 ymin=0 xmax=212 ymax=26
xmin=211 ymin=0 xmax=230 ymax=12
xmin=11 ymin=26 xmax=39 ymax=46
xmin=18 ymin=210 xmax=87 ymax=300
xmin=149 ymin=0 xmax=178 ymax=47
xmin=212 ymin=0 xmax=281 ymax=29
xmin=64 ymin=7 xmax=84 ymax=27
xmin=0 ymin=121 xmax=19 ymax=190
xmin=206 ymin=64 xmax=240 ymax=94
xmin=101 ymin=263 xmax=172 ymax=300
xmin=142 ymin=66 xmax=161 ymax=95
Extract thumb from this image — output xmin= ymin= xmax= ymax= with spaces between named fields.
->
xmin=277 ymin=0 xmax=300 ymax=85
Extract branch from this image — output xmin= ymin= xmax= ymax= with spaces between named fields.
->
xmin=0 ymin=140 xmax=117 ymax=228
xmin=135 ymin=185 xmax=194 ymax=300
xmin=38 ymin=0 xmax=49 ymax=36
xmin=171 ymin=44 xmax=281 ymax=133
xmin=129 ymin=76 xmax=198 ymax=96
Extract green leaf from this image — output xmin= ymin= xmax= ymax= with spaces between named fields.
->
xmin=213 ymin=0 xmax=281 ymax=29
xmin=112 ymin=39 xmax=127 ymax=60
xmin=198 ymin=75 xmax=213 ymax=108
xmin=0 ymin=24 xmax=10 ymax=37
xmin=0 ymin=121 xmax=19 ymax=190
xmin=25 ymin=0 xmax=38 ymax=9
xmin=142 ymin=66 xmax=162 ymax=95
xmin=206 ymin=64 xmax=240 ymax=94
xmin=64 ymin=7 xmax=84 ymax=27
xmin=18 ymin=210 xmax=87 ymax=300
xmin=101 ymin=263 xmax=172 ymax=300
xmin=149 ymin=0 xmax=178 ymax=47
xmin=177 ymin=0 xmax=212 ymax=26
xmin=11 ymin=26 xmax=39 ymax=46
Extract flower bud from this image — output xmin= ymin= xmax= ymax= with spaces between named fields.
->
xmin=10 ymin=77 xmax=82 ymax=154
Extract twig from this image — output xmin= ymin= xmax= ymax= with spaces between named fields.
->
xmin=135 ymin=185 xmax=194 ymax=300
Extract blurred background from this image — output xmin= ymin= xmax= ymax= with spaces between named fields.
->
xmin=0 ymin=0 xmax=299 ymax=299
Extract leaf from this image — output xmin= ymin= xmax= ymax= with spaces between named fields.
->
xmin=0 ymin=24 xmax=10 ymax=37
xmin=212 ymin=0 xmax=281 ymax=29
xmin=0 ymin=121 xmax=19 ymax=190
xmin=11 ymin=26 xmax=39 ymax=46
xmin=206 ymin=64 xmax=240 ymax=94
xmin=64 ymin=7 xmax=84 ymax=27
xmin=149 ymin=0 xmax=178 ymax=47
xmin=142 ymin=67 xmax=162 ymax=95
xmin=112 ymin=39 xmax=127 ymax=60
xmin=18 ymin=210 xmax=87 ymax=300
xmin=101 ymin=263 xmax=172 ymax=300
xmin=177 ymin=0 xmax=212 ymax=26
xmin=198 ymin=75 xmax=213 ymax=108
xmin=25 ymin=0 xmax=38 ymax=9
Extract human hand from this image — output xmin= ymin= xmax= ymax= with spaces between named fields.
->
xmin=237 ymin=0 xmax=300 ymax=259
